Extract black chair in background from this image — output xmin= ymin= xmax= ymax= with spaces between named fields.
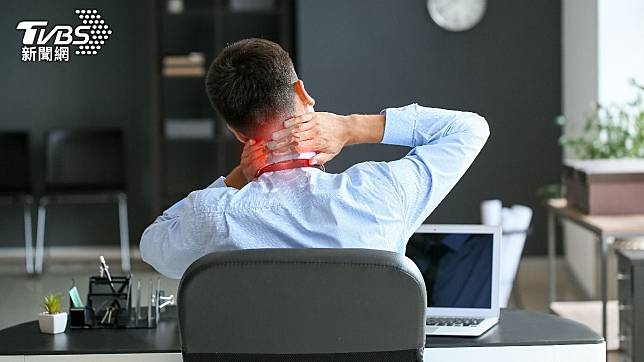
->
xmin=178 ymin=248 xmax=427 ymax=361
xmin=0 ymin=132 xmax=34 ymax=273
xmin=35 ymin=129 xmax=130 ymax=273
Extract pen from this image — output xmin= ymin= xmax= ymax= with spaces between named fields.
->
xmin=99 ymin=255 xmax=115 ymax=292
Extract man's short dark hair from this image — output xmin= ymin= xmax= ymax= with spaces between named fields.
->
xmin=205 ymin=38 xmax=297 ymax=136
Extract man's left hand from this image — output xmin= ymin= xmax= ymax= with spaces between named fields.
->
xmin=266 ymin=112 xmax=351 ymax=166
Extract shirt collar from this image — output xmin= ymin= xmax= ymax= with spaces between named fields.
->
xmin=256 ymin=159 xmax=324 ymax=178
xmin=255 ymin=149 xmax=318 ymax=178
xmin=266 ymin=151 xmax=316 ymax=164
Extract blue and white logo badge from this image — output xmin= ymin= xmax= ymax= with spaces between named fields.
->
xmin=16 ymin=9 xmax=112 ymax=62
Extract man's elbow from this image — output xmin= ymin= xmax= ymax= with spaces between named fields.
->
xmin=470 ymin=113 xmax=490 ymax=141
xmin=139 ymin=224 xmax=189 ymax=280
xmin=139 ymin=226 xmax=167 ymax=272
xmin=139 ymin=226 xmax=156 ymax=267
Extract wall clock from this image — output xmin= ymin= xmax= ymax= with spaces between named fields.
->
xmin=427 ymin=0 xmax=487 ymax=32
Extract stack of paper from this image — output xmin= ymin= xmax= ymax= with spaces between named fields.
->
xmin=481 ymin=199 xmax=533 ymax=307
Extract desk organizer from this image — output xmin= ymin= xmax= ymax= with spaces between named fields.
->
xmin=69 ymin=276 xmax=172 ymax=329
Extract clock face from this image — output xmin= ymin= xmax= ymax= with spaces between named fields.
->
xmin=427 ymin=0 xmax=487 ymax=32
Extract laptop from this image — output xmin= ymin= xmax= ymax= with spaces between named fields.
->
xmin=406 ymin=224 xmax=501 ymax=337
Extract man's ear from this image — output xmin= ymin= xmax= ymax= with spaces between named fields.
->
xmin=227 ymin=125 xmax=250 ymax=143
xmin=293 ymin=80 xmax=315 ymax=108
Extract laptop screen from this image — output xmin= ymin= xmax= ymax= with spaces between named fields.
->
xmin=406 ymin=232 xmax=493 ymax=309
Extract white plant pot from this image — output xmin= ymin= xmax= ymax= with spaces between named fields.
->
xmin=38 ymin=312 xmax=68 ymax=334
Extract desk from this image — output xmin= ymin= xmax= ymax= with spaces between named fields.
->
xmin=0 ymin=308 xmax=604 ymax=362
xmin=546 ymin=198 xmax=644 ymax=339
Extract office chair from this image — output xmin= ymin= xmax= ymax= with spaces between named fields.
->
xmin=0 ymin=132 xmax=34 ymax=273
xmin=178 ymin=248 xmax=427 ymax=361
xmin=35 ymin=129 xmax=130 ymax=273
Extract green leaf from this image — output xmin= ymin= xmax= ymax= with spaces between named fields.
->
xmin=557 ymin=81 xmax=644 ymax=160
xmin=556 ymin=115 xmax=567 ymax=126
xmin=42 ymin=293 xmax=63 ymax=314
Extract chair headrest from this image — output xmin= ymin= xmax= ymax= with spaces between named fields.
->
xmin=178 ymin=248 xmax=426 ymax=357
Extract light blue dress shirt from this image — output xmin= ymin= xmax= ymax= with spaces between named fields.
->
xmin=140 ymin=104 xmax=490 ymax=279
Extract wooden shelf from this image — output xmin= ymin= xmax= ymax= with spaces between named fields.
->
xmin=547 ymin=198 xmax=644 ymax=237
xmin=153 ymin=0 xmax=295 ymax=215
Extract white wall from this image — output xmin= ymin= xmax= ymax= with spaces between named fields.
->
xmin=562 ymin=0 xmax=597 ymax=139
xmin=561 ymin=0 xmax=644 ymax=298
xmin=563 ymin=0 xmax=644 ymax=134
xmin=562 ymin=0 xmax=599 ymax=297
xmin=598 ymin=0 xmax=644 ymax=105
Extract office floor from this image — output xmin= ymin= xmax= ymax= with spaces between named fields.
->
xmin=0 ymin=255 xmax=617 ymax=361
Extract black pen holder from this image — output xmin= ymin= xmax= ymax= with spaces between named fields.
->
xmin=69 ymin=305 xmax=94 ymax=327
xmin=69 ymin=275 xmax=132 ymax=328
xmin=87 ymin=275 xmax=131 ymax=328
xmin=68 ymin=274 xmax=166 ymax=329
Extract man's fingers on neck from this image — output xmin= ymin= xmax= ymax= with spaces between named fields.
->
xmin=311 ymin=153 xmax=332 ymax=165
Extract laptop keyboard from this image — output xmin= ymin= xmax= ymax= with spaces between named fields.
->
xmin=427 ymin=317 xmax=484 ymax=327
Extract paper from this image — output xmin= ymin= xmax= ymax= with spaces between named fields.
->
xmin=69 ymin=286 xmax=84 ymax=308
xmin=480 ymin=200 xmax=533 ymax=307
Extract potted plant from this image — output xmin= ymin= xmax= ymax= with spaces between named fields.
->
xmin=557 ymin=79 xmax=644 ymax=214
xmin=558 ymin=79 xmax=644 ymax=160
xmin=38 ymin=293 xmax=67 ymax=334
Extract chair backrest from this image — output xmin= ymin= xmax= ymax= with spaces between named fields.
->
xmin=178 ymin=248 xmax=427 ymax=361
xmin=44 ymin=129 xmax=125 ymax=191
xmin=0 ymin=132 xmax=30 ymax=193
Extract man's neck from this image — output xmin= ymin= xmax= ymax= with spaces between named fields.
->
xmin=256 ymin=151 xmax=317 ymax=178
xmin=266 ymin=151 xmax=316 ymax=165
xmin=254 ymin=110 xmax=316 ymax=177
xmin=256 ymin=158 xmax=323 ymax=178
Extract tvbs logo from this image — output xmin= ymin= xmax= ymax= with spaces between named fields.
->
xmin=17 ymin=21 xmax=91 ymax=46
xmin=16 ymin=9 xmax=112 ymax=62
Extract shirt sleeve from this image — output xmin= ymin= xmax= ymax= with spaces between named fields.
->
xmin=371 ymin=103 xmax=490 ymax=235
xmin=139 ymin=176 xmax=228 ymax=279
xmin=208 ymin=176 xmax=228 ymax=188
xmin=139 ymin=196 xmax=202 ymax=279
xmin=139 ymin=176 xmax=229 ymax=279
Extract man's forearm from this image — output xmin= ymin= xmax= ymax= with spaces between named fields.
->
xmin=345 ymin=114 xmax=386 ymax=145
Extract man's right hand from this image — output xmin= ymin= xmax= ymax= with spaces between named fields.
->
xmin=267 ymin=112 xmax=351 ymax=165
xmin=224 ymin=139 xmax=268 ymax=189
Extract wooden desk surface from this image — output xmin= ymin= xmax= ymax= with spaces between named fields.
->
xmin=546 ymin=198 xmax=644 ymax=237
